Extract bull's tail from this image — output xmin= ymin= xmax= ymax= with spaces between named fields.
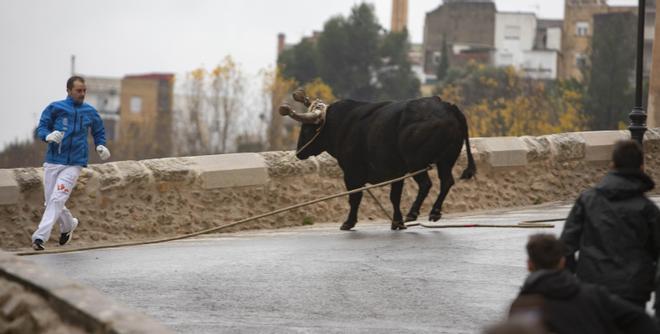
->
xmin=450 ymin=104 xmax=476 ymax=180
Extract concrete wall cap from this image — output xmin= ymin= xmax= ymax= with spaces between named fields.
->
xmin=0 ymin=169 xmax=19 ymax=205
xmin=191 ymin=153 xmax=269 ymax=189
xmin=472 ymin=137 xmax=528 ymax=168
xmin=576 ymin=130 xmax=629 ymax=162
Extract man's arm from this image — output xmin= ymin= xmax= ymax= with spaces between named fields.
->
xmin=559 ymin=195 xmax=586 ymax=273
xmin=603 ymin=286 xmax=660 ymax=333
xmin=90 ymin=111 xmax=106 ymax=147
xmin=36 ymin=105 xmax=55 ymax=142
xmin=647 ymin=202 xmax=660 ymax=320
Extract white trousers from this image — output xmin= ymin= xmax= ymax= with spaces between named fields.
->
xmin=31 ymin=163 xmax=82 ymax=242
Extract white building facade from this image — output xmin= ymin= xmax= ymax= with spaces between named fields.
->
xmin=494 ymin=12 xmax=561 ymax=79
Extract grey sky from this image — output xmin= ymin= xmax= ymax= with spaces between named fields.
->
xmin=0 ymin=0 xmax=637 ymax=150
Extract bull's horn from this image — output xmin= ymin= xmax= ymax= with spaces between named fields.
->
xmin=292 ymin=89 xmax=311 ymax=107
xmin=278 ymin=104 xmax=293 ymax=116
xmin=278 ymin=104 xmax=322 ymax=124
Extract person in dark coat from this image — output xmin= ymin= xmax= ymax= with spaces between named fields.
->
xmin=560 ymin=139 xmax=660 ymax=312
xmin=508 ymin=233 xmax=659 ymax=334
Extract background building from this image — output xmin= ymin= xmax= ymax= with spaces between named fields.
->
xmin=84 ymin=76 xmax=121 ymax=141
xmin=559 ymin=0 xmax=638 ymax=80
xmin=493 ymin=13 xmax=561 ymax=79
xmin=119 ymin=73 xmax=175 ymax=159
xmin=423 ymin=0 xmax=497 ymax=79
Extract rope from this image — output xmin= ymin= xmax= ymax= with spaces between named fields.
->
xmin=519 ymin=218 xmax=565 ymax=224
xmin=366 ymin=189 xmax=391 ymax=220
xmin=405 ymin=222 xmax=555 ymax=229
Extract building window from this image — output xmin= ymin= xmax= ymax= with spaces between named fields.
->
xmin=504 ymin=25 xmax=520 ymax=40
xmin=576 ymin=21 xmax=589 ymax=36
xmin=433 ymin=51 xmax=442 ymax=64
xmin=130 ymin=96 xmax=142 ymax=113
xmin=500 ymin=53 xmax=513 ymax=65
xmin=576 ymin=53 xmax=587 ymax=69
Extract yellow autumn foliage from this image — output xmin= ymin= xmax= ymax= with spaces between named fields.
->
xmin=437 ymin=65 xmax=587 ymax=137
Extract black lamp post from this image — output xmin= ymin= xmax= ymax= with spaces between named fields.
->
xmin=629 ymin=0 xmax=647 ymax=145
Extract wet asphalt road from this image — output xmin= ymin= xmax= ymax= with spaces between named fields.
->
xmin=29 ymin=201 xmax=599 ymax=333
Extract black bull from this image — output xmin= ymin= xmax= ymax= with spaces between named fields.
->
xmin=280 ymin=94 xmax=476 ymax=231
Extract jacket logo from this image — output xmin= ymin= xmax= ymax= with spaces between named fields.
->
xmin=57 ymin=184 xmax=70 ymax=193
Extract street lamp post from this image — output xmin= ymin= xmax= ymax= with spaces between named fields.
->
xmin=629 ymin=0 xmax=647 ymax=145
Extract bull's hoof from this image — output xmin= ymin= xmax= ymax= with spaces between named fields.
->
xmin=404 ymin=212 xmax=418 ymax=222
xmin=429 ymin=211 xmax=442 ymax=222
xmin=340 ymin=222 xmax=356 ymax=231
xmin=391 ymin=221 xmax=407 ymax=230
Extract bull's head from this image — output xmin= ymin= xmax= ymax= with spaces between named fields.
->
xmin=279 ymin=89 xmax=327 ymax=160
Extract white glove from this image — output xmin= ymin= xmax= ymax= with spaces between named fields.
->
xmin=96 ymin=145 xmax=111 ymax=161
xmin=45 ymin=131 xmax=64 ymax=144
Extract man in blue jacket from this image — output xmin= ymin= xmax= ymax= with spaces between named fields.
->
xmin=31 ymin=76 xmax=111 ymax=251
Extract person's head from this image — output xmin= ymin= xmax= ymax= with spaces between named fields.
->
xmin=66 ymin=76 xmax=86 ymax=104
xmin=526 ymin=234 xmax=565 ymax=272
xmin=611 ymin=139 xmax=644 ymax=171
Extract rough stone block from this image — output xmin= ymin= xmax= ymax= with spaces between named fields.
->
xmin=192 ymin=153 xmax=269 ymax=189
xmin=472 ymin=137 xmax=528 ymax=168
xmin=577 ymin=131 xmax=629 ymax=162
xmin=1 ymin=295 xmax=24 ymax=320
xmin=645 ymin=127 xmax=660 ymax=144
xmin=113 ymin=160 xmax=152 ymax=184
xmin=544 ymin=133 xmax=586 ymax=161
xmin=0 ymin=170 xmax=18 ymax=205
xmin=142 ymin=158 xmax=193 ymax=182
xmin=520 ymin=136 xmax=551 ymax=163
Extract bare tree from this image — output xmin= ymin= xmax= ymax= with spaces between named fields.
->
xmin=262 ymin=66 xmax=297 ymax=150
xmin=208 ymin=56 xmax=245 ymax=153
xmin=180 ymin=68 xmax=210 ymax=155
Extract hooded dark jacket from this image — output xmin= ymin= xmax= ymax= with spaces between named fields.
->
xmin=560 ymin=170 xmax=660 ymax=305
xmin=509 ymin=270 xmax=659 ymax=334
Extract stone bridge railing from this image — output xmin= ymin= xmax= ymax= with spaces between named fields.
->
xmin=1 ymin=129 xmax=660 ymax=252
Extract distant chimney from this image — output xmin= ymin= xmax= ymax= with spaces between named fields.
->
xmin=70 ymin=54 xmax=76 ymax=75
xmin=277 ymin=33 xmax=286 ymax=56
xmin=391 ymin=0 xmax=408 ymax=32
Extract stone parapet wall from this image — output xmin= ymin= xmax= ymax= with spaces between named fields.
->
xmin=0 ymin=251 xmax=172 ymax=333
xmin=1 ymin=129 xmax=659 ymax=251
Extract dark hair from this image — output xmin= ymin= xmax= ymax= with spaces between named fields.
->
xmin=526 ymin=234 xmax=563 ymax=270
xmin=612 ymin=140 xmax=643 ymax=170
xmin=66 ymin=75 xmax=85 ymax=90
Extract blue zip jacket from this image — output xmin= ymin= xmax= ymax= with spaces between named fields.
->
xmin=36 ymin=96 xmax=106 ymax=167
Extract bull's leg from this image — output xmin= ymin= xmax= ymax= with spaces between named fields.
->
xmin=429 ymin=165 xmax=455 ymax=222
xmin=340 ymin=191 xmax=363 ymax=230
xmin=405 ymin=172 xmax=432 ymax=222
xmin=389 ymin=180 xmax=406 ymax=230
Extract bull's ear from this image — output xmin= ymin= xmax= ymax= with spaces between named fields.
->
xmin=292 ymin=89 xmax=311 ymax=107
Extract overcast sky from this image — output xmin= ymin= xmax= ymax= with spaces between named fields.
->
xmin=0 ymin=0 xmax=639 ymax=150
